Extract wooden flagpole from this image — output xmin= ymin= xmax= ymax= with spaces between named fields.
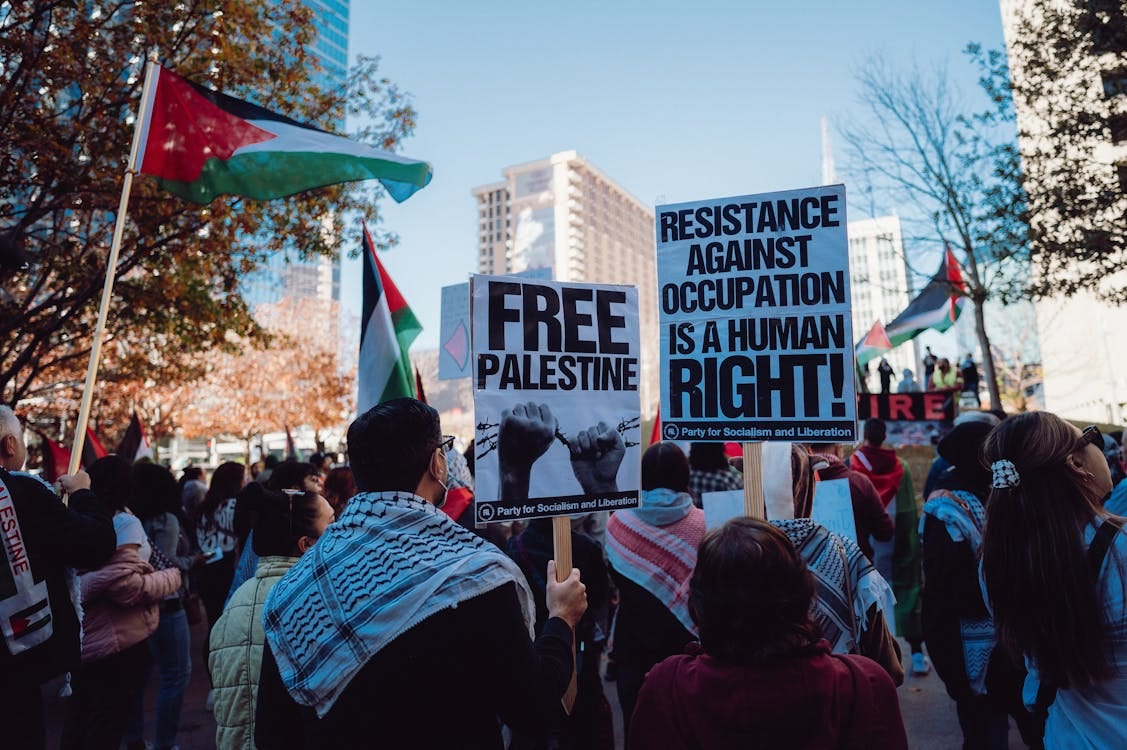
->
xmin=66 ymin=53 xmax=159 ymax=483
xmin=552 ymin=515 xmax=578 ymax=714
xmin=742 ymin=442 xmax=766 ymax=520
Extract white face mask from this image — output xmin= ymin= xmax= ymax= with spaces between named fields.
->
xmin=435 ymin=477 xmax=449 ymax=509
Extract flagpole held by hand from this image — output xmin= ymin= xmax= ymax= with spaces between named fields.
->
xmin=66 ymin=52 xmax=160 ymax=489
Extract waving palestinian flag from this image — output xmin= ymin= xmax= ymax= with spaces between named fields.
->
xmin=357 ymin=223 xmax=422 ymax=414
xmin=137 ymin=65 xmax=431 ymax=204
xmin=884 ymin=246 xmax=967 ymax=347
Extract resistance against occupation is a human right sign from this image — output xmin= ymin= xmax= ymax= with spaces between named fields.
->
xmin=656 ymin=184 xmax=856 ymax=443
xmin=472 ymin=276 xmax=642 ymax=523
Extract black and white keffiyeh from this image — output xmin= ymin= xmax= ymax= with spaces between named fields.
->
xmin=772 ymin=518 xmax=895 ymax=655
xmin=262 ymin=490 xmax=534 ymax=717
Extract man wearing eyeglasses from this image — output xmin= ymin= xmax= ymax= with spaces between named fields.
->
xmin=257 ymin=398 xmax=588 ymax=749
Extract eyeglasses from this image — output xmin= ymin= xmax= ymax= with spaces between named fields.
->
xmin=1078 ymin=425 xmax=1103 ymax=451
xmin=439 ymin=434 xmax=455 ymax=452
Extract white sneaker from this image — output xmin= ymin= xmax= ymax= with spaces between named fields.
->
xmin=911 ymin=652 xmax=931 ymax=675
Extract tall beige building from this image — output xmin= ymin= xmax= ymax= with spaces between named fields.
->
xmin=472 ymin=151 xmax=659 ymax=414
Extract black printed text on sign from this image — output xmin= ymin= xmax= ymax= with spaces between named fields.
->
xmin=472 ymin=276 xmax=642 ymax=523
xmin=656 ymin=185 xmax=856 ymax=442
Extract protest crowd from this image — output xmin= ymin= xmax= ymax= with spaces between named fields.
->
xmin=2 ymin=20 xmax=1125 ymax=749
xmin=3 ymin=393 xmax=1127 ymax=749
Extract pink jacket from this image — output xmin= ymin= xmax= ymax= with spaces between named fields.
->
xmin=79 ymin=547 xmax=181 ymax=662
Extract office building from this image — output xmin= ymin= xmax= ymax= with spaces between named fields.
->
xmin=472 ymin=151 xmax=659 ymax=414
xmin=242 ymin=0 xmax=348 ymax=311
xmin=847 ymin=215 xmax=918 ymax=387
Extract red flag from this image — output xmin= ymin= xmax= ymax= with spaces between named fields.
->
xmin=415 ymin=365 xmax=427 ymax=404
xmin=39 ymin=435 xmax=70 ymax=482
xmin=945 ymin=244 xmax=966 ymax=322
xmin=650 ymin=408 xmax=662 ymax=447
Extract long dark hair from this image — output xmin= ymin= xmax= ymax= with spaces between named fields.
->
xmin=689 ymin=517 xmax=819 ymax=664
xmin=197 ymin=462 xmax=245 ymax=522
xmin=981 ymin=412 xmax=1111 ymax=689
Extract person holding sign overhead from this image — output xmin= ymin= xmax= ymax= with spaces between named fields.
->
xmin=628 ymin=518 xmax=908 ymax=749
xmin=255 ymin=399 xmax=588 ymax=749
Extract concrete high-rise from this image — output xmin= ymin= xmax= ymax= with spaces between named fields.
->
xmin=472 ymin=151 xmax=659 ymax=414
xmin=847 ymin=215 xmax=918 ymax=388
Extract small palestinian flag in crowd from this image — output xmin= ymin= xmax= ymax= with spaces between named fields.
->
xmin=136 ymin=65 xmax=432 ymax=204
xmin=116 ymin=411 xmax=154 ymax=464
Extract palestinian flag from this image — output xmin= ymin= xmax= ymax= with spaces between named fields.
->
xmin=854 ymin=320 xmax=894 ymax=369
xmin=116 ymin=411 xmax=153 ymax=464
xmin=884 ymin=246 xmax=968 ymax=348
xmin=357 ymin=222 xmax=422 ymax=414
xmin=137 ymin=65 xmax=432 ymax=204
xmin=415 ymin=365 xmax=428 ymax=405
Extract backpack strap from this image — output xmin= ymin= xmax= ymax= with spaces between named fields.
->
xmin=1032 ymin=516 xmax=1123 ymax=717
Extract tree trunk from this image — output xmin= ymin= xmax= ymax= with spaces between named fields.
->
xmin=244 ymin=436 xmax=252 ymax=466
xmin=972 ymin=300 xmax=1002 ymax=410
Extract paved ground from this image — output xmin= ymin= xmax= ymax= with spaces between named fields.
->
xmin=43 ymin=624 xmax=1026 ymax=749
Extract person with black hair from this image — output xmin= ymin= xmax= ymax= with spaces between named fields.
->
xmin=256 ymin=398 xmax=586 ymax=749
xmin=920 ymin=419 xmax=1038 ymax=749
xmin=629 ymin=518 xmax=908 ymax=749
xmin=62 ymin=456 xmax=181 ymax=750
xmin=123 ymin=463 xmax=202 ymax=750
xmin=687 ymin=442 xmax=742 ymax=506
xmin=210 ymin=484 xmax=333 ymax=750
xmin=606 ymin=441 xmax=705 ymax=743
xmin=226 ymin=461 xmax=324 ymax=607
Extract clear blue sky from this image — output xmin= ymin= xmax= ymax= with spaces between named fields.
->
xmin=342 ymin=0 xmax=1007 ymax=349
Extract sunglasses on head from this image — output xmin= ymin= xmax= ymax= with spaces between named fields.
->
xmin=1078 ymin=425 xmax=1102 ymax=451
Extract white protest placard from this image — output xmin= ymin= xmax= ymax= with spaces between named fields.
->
xmin=439 ymin=283 xmax=471 ymax=380
xmin=656 ymin=185 xmax=856 ymax=443
xmin=472 ymin=275 xmax=642 ymax=523
xmin=810 ymin=478 xmax=858 ymax=543
xmin=702 ymin=490 xmax=744 ymax=531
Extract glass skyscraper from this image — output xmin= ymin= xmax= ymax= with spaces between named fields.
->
xmin=242 ymin=0 xmax=349 ymax=310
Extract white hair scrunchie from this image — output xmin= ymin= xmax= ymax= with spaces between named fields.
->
xmin=991 ymin=459 xmax=1021 ymax=489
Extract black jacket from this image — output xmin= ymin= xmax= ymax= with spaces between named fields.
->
xmin=255 ymin=581 xmax=574 ymax=750
xmin=0 ymin=468 xmax=115 ymax=683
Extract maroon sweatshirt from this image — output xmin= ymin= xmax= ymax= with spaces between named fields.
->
xmin=629 ymin=641 xmax=907 ymax=750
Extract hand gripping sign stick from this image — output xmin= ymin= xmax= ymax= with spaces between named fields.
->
xmin=742 ymin=442 xmax=766 ymax=520
xmin=64 ymin=53 xmax=160 ymax=495
xmin=552 ymin=515 xmax=579 ymax=715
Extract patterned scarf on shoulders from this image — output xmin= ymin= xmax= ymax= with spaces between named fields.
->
xmin=263 ymin=491 xmax=534 ymax=717
xmin=772 ymin=518 xmax=896 ymax=655
xmin=920 ymin=488 xmax=993 ymax=695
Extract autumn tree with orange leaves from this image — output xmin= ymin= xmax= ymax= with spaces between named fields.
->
xmin=0 ymin=1 xmax=417 ymax=428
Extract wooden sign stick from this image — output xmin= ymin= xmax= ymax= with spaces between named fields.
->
xmin=552 ymin=515 xmax=579 ymax=715
xmin=742 ymin=442 xmax=766 ymax=520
